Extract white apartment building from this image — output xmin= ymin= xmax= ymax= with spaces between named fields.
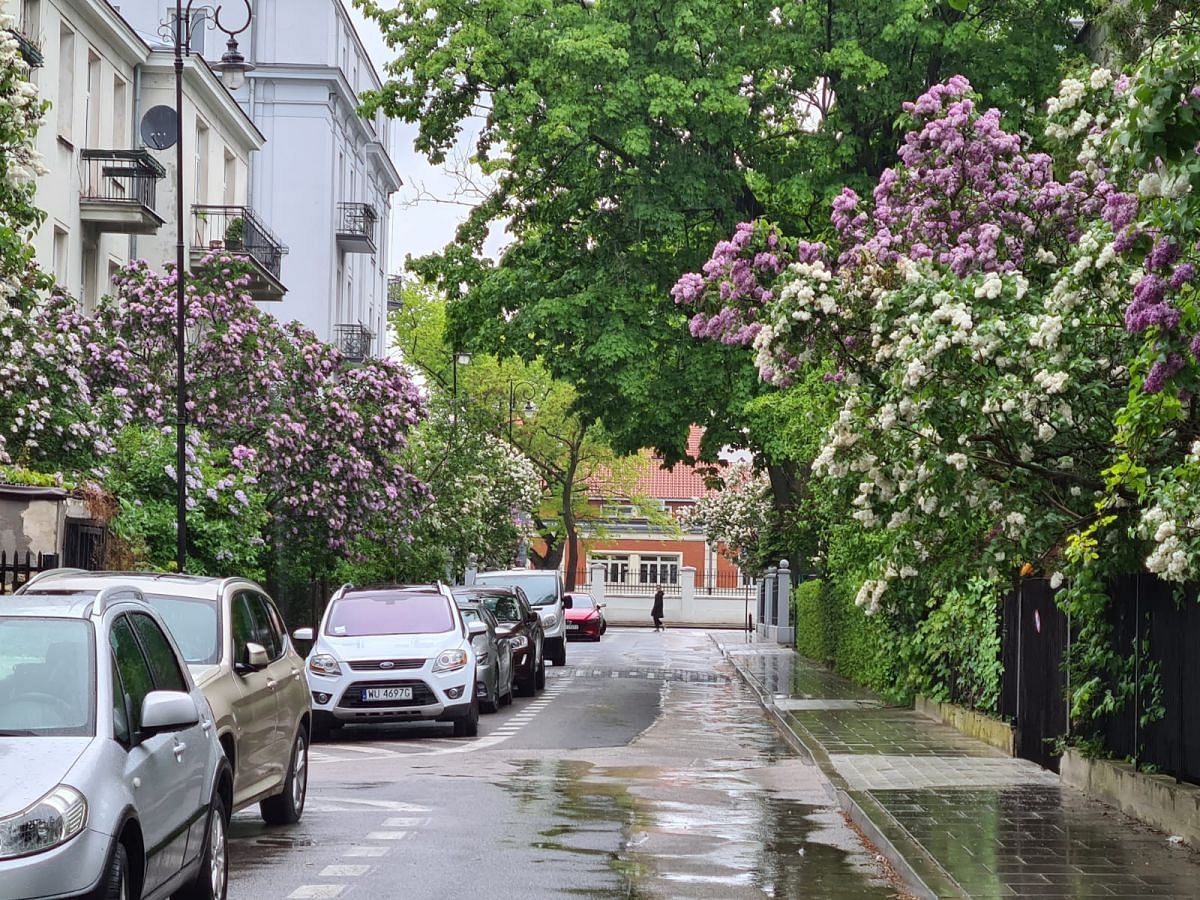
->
xmin=120 ymin=0 xmax=402 ymax=359
xmin=5 ymin=0 xmax=271 ymax=309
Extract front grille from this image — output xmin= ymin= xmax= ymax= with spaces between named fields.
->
xmin=346 ymin=658 xmax=425 ymax=672
xmin=338 ymin=680 xmax=436 ymax=709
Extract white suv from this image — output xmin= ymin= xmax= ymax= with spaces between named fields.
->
xmin=295 ymin=584 xmax=485 ymax=740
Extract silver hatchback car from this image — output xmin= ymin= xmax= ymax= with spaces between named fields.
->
xmin=0 ymin=586 xmax=232 ymax=900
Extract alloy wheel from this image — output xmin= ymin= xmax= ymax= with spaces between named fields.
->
xmin=209 ymin=809 xmax=227 ymax=899
xmin=292 ymin=733 xmax=308 ymax=812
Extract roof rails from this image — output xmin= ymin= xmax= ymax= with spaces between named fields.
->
xmin=15 ymin=567 xmax=88 ymax=593
xmin=94 ymin=585 xmax=145 ymax=616
xmin=328 ymin=582 xmax=354 ymax=604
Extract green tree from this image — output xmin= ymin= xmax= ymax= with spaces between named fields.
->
xmin=358 ymin=0 xmax=1090 ymax=472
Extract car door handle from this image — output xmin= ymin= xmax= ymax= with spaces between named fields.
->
xmin=267 ymin=678 xmax=277 ymax=691
xmin=201 ymin=719 xmax=212 ymax=733
xmin=290 ymin=667 xmax=301 ymax=681
xmin=173 ymin=741 xmax=187 ymax=761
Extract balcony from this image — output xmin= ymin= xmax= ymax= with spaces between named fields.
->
xmin=336 ymin=202 xmax=377 ymax=254
xmin=335 ymin=324 xmax=374 ymax=363
xmin=79 ymin=150 xmax=165 ymax=235
xmin=8 ymin=25 xmax=43 ymax=68
xmin=386 ymin=274 xmax=403 ymax=312
xmin=191 ymin=205 xmax=289 ymax=302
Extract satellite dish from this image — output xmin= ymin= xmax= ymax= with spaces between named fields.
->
xmin=140 ymin=105 xmax=179 ymax=150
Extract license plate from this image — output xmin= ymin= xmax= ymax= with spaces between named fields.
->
xmin=363 ymin=687 xmax=413 ymax=702
xmin=567 ymin=623 xmax=580 ymax=630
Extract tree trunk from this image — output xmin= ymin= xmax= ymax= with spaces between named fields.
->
xmin=562 ymin=452 xmax=581 ymax=590
xmin=765 ymin=461 xmax=808 ymax=576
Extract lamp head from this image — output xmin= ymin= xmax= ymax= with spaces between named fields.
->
xmin=214 ymin=36 xmax=254 ymax=91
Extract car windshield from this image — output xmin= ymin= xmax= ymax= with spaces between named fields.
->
xmin=142 ymin=595 xmax=220 ymax=665
xmin=475 ymin=572 xmax=558 ymax=606
xmin=0 ymin=617 xmax=95 ymax=736
xmin=325 ymin=592 xmax=454 ymax=636
xmin=570 ymin=594 xmax=594 ymax=609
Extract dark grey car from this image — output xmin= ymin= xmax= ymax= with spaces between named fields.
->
xmin=456 ymin=602 xmax=514 ymax=713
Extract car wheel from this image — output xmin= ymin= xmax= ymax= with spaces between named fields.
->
xmin=481 ymin=673 xmax=500 ymax=714
xmin=452 ymin=698 xmax=479 ymax=737
xmin=550 ymin=637 xmax=567 ymax=667
xmin=504 ymin=664 xmax=516 ymax=705
xmin=260 ymin=727 xmax=308 ymax=825
xmin=177 ymin=794 xmax=228 ymax=900
xmin=535 ymin=657 xmax=546 ymax=690
xmin=517 ymin=667 xmax=536 ymax=697
xmin=101 ymin=842 xmax=130 ymax=900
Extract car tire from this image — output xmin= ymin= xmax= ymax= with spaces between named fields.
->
xmin=481 ymin=674 xmax=500 ymax=714
xmin=101 ymin=842 xmax=130 ymax=900
xmin=177 ymin=794 xmax=228 ymax=900
xmin=535 ymin=657 xmax=546 ymax=690
xmin=517 ymin=668 xmax=536 ymax=697
xmin=260 ymin=727 xmax=308 ymax=826
xmin=549 ymin=636 xmax=567 ymax=667
xmin=452 ymin=698 xmax=479 ymax=737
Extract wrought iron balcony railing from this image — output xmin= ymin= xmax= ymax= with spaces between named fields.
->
xmin=79 ymin=149 xmax=165 ymax=234
xmin=336 ymin=202 xmax=378 ymax=253
xmin=8 ymin=26 xmax=44 ymax=67
xmin=336 ymin=324 xmax=374 ymax=362
xmin=192 ymin=205 xmax=288 ymax=280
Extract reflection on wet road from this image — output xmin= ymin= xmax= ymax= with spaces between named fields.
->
xmin=226 ymin=629 xmax=905 ymax=899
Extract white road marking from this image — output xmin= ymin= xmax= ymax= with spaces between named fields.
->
xmin=381 ymin=817 xmax=428 ymax=828
xmin=314 ymin=798 xmax=431 ymax=812
xmin=344 ymin=846 xmax=390 ymax=858
xmin=366 ymin=831 xmax=411 ymax=840
xmin=320 ymin=865 xmax=370 ymax=877
xmin=288 ymin=886 xmax=344 ymax=899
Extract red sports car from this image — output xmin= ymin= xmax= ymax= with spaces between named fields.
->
xmin=565 ymin=592 xmax=607 ymax=641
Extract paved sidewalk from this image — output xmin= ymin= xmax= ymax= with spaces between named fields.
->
xmin=713 ymin=632 xmax=1200 ymax=899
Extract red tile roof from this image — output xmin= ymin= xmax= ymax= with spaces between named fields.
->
xmin=589 ymin=425 xmax=721 ymax=501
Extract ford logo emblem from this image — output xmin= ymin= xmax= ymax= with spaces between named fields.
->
xmin=379 ymin=661 xmax=395 ymax=669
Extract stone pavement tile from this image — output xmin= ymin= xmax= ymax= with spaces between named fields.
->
xmin=831 ymin=754 xmax=1059 ymax=791
xmin=785 ymin=707 xmax=1001 ymax=758
xmin=872 ymin=785 xmax=1200 ymax=898
xmin=721 ymin=644 xmax=880 ymax=701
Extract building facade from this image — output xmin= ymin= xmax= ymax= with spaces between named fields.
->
xmin=119 ymin=0 xmax=402 ymax=359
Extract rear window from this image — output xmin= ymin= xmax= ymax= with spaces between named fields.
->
xmin=325 ymin=592 xmax=454 ymax=636
xmin=475 ymin=572 xmax=559 ymax=606
xmin=142 ymin=594 xmax=220 ymax=665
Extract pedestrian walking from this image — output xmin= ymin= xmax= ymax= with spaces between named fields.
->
xmin=651 ymin=587 xmax=664 ymax=631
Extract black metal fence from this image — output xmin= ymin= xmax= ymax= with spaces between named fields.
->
xmin=700 ymin=569 xmax=757 ymax=598
xmin=193 ymin=205 xmax=288 ymax=279
xmin=572 ymin=568 xmax=681 ymax=595
xmin=80 ymin=149 xmax=164 ymax=211
xmin=0 ymin=550 xmax=58 ymax=595
xmin=335 ymin=324 xmax=374 ymax=362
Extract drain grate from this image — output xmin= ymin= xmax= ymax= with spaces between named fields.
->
xmin=546 ymin=666 xmax=730 ymax=683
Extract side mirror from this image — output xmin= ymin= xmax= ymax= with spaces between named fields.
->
xmin=467 ymin=620 xmax=488 ymax=638
xmin=140 ymin=690 xmax=199 ymax=737
xmin=526 ymin=611 xmax=539 ymax=626
xmin=235 ymin=642 xmax=269 ymax=675
xmin=562 ymin=595 xmax=573 ymax=609
xmin=292 ymin=627 xmax=314 ymax=642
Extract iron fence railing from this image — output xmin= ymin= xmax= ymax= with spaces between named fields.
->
xmin=337 ymin=202 xmax=378 ymax=243
xmin=80 ymin=149 xmax=165 ymax=211
xmin=0 ymin=549 xmax=57 ymax=595
xmin=192 ymin=205 xmax=288 ymax=279
xmin=335 ymin=323 xmax=374 ymax=362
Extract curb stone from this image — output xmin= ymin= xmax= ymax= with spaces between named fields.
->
xmin=710 ymin=634 xmax=956 ymax=900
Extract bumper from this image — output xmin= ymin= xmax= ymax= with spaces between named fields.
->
xmin=566 ymin=619 xmax=602 ymax=639
xmin=0 ymin=827 xmax=111 ymax=900
xmin=307 ymin=665 xmax=475 ymax=725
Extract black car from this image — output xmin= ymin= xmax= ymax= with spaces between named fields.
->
xmin=453 ymin=586 xmax=545 ymax=696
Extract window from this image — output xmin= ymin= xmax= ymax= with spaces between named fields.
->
xmin=52 ymin=225 xmax=68 ymax=287
xmin=142 ymin=594 xmax=220 ymax=665
xmin=590 ymin=553 xmax=630 ymax=584
xmin=231 ymin=592 xmax=259 ymax=666
xmin=81 ymin=241 xmax=97 ymax=310
xmin=194 ymin=119 xmax=210 ymax=204
xmin=110 ymin=616 xmax=155 ymax=734
xmin=129 ymin=613 xmax=187 ymax=693
xmin=251 ymin=594 xmax=284 ymax=661
xmin=222 ymin=149 xmax=236 ymax=205
xmin=0 ymin=617 xmax=95 ymax=736
xmin=111 ymin=655 xmax=130 ymax=745
xmin=325 ymin=592 xmax=455 ymax=637
xmin=639 ymin=554 xmax=680 ymax=586
xmin=107 ymin=258 xmax=121 ymax=294
xmin=85 ymin=49 xmax=101 ymax=148
xmin=57 ymin=25 xmax=74 ymax=141
xmin=112 ymin=76 xmax=127 ymax=146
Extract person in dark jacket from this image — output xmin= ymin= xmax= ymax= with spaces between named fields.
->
xmin=651 ymin=588 xmax=664 ymax=631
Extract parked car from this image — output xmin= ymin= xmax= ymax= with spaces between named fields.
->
xmin=20 ymin=570 xmax=312 ymax=826
xmin=295 ymin=584 xmax=484 ymax=740
xmin=565 ymin=591 xmax=607 ymax=641
xmin=472 ymin=569 xmax=571 ymax=667
xmin=453 ymin=586 xmax=545 ymax=696
xmin=456 ymin=601 xmax=514 ymax=713
xmin=0 ymin=584 xmax=233 ymax=900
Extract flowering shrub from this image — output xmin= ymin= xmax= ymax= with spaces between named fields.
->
xmin=679 ymin=461 xmax=771 ymax=567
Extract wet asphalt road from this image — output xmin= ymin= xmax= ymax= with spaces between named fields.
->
xmin=225 ymin=629 xmax=903 ymax=899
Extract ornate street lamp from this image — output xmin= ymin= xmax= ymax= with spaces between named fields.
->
xmin=163 ymin=0 xmax=254 ymax=571
xmin=507 ymin=377 xmax=538 ymax=443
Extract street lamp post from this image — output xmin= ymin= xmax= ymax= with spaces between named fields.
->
xmin=507 ymin=377 xmax=538 ymax=443
xmin=167 ymin=0 xmax=254 ymax=571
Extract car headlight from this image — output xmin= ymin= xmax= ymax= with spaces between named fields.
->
xmin=0 ymin=785 xmax=87 ymax=860
xmin=543 ymin=614 xmax=558 ymax=629
xmin=309 ymin=653 xmax=342 ymax=677
xmin=433 ymin=649 xmax=468 ymax=673
xmin=508 ymin=634 xmax=529 ymax=651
